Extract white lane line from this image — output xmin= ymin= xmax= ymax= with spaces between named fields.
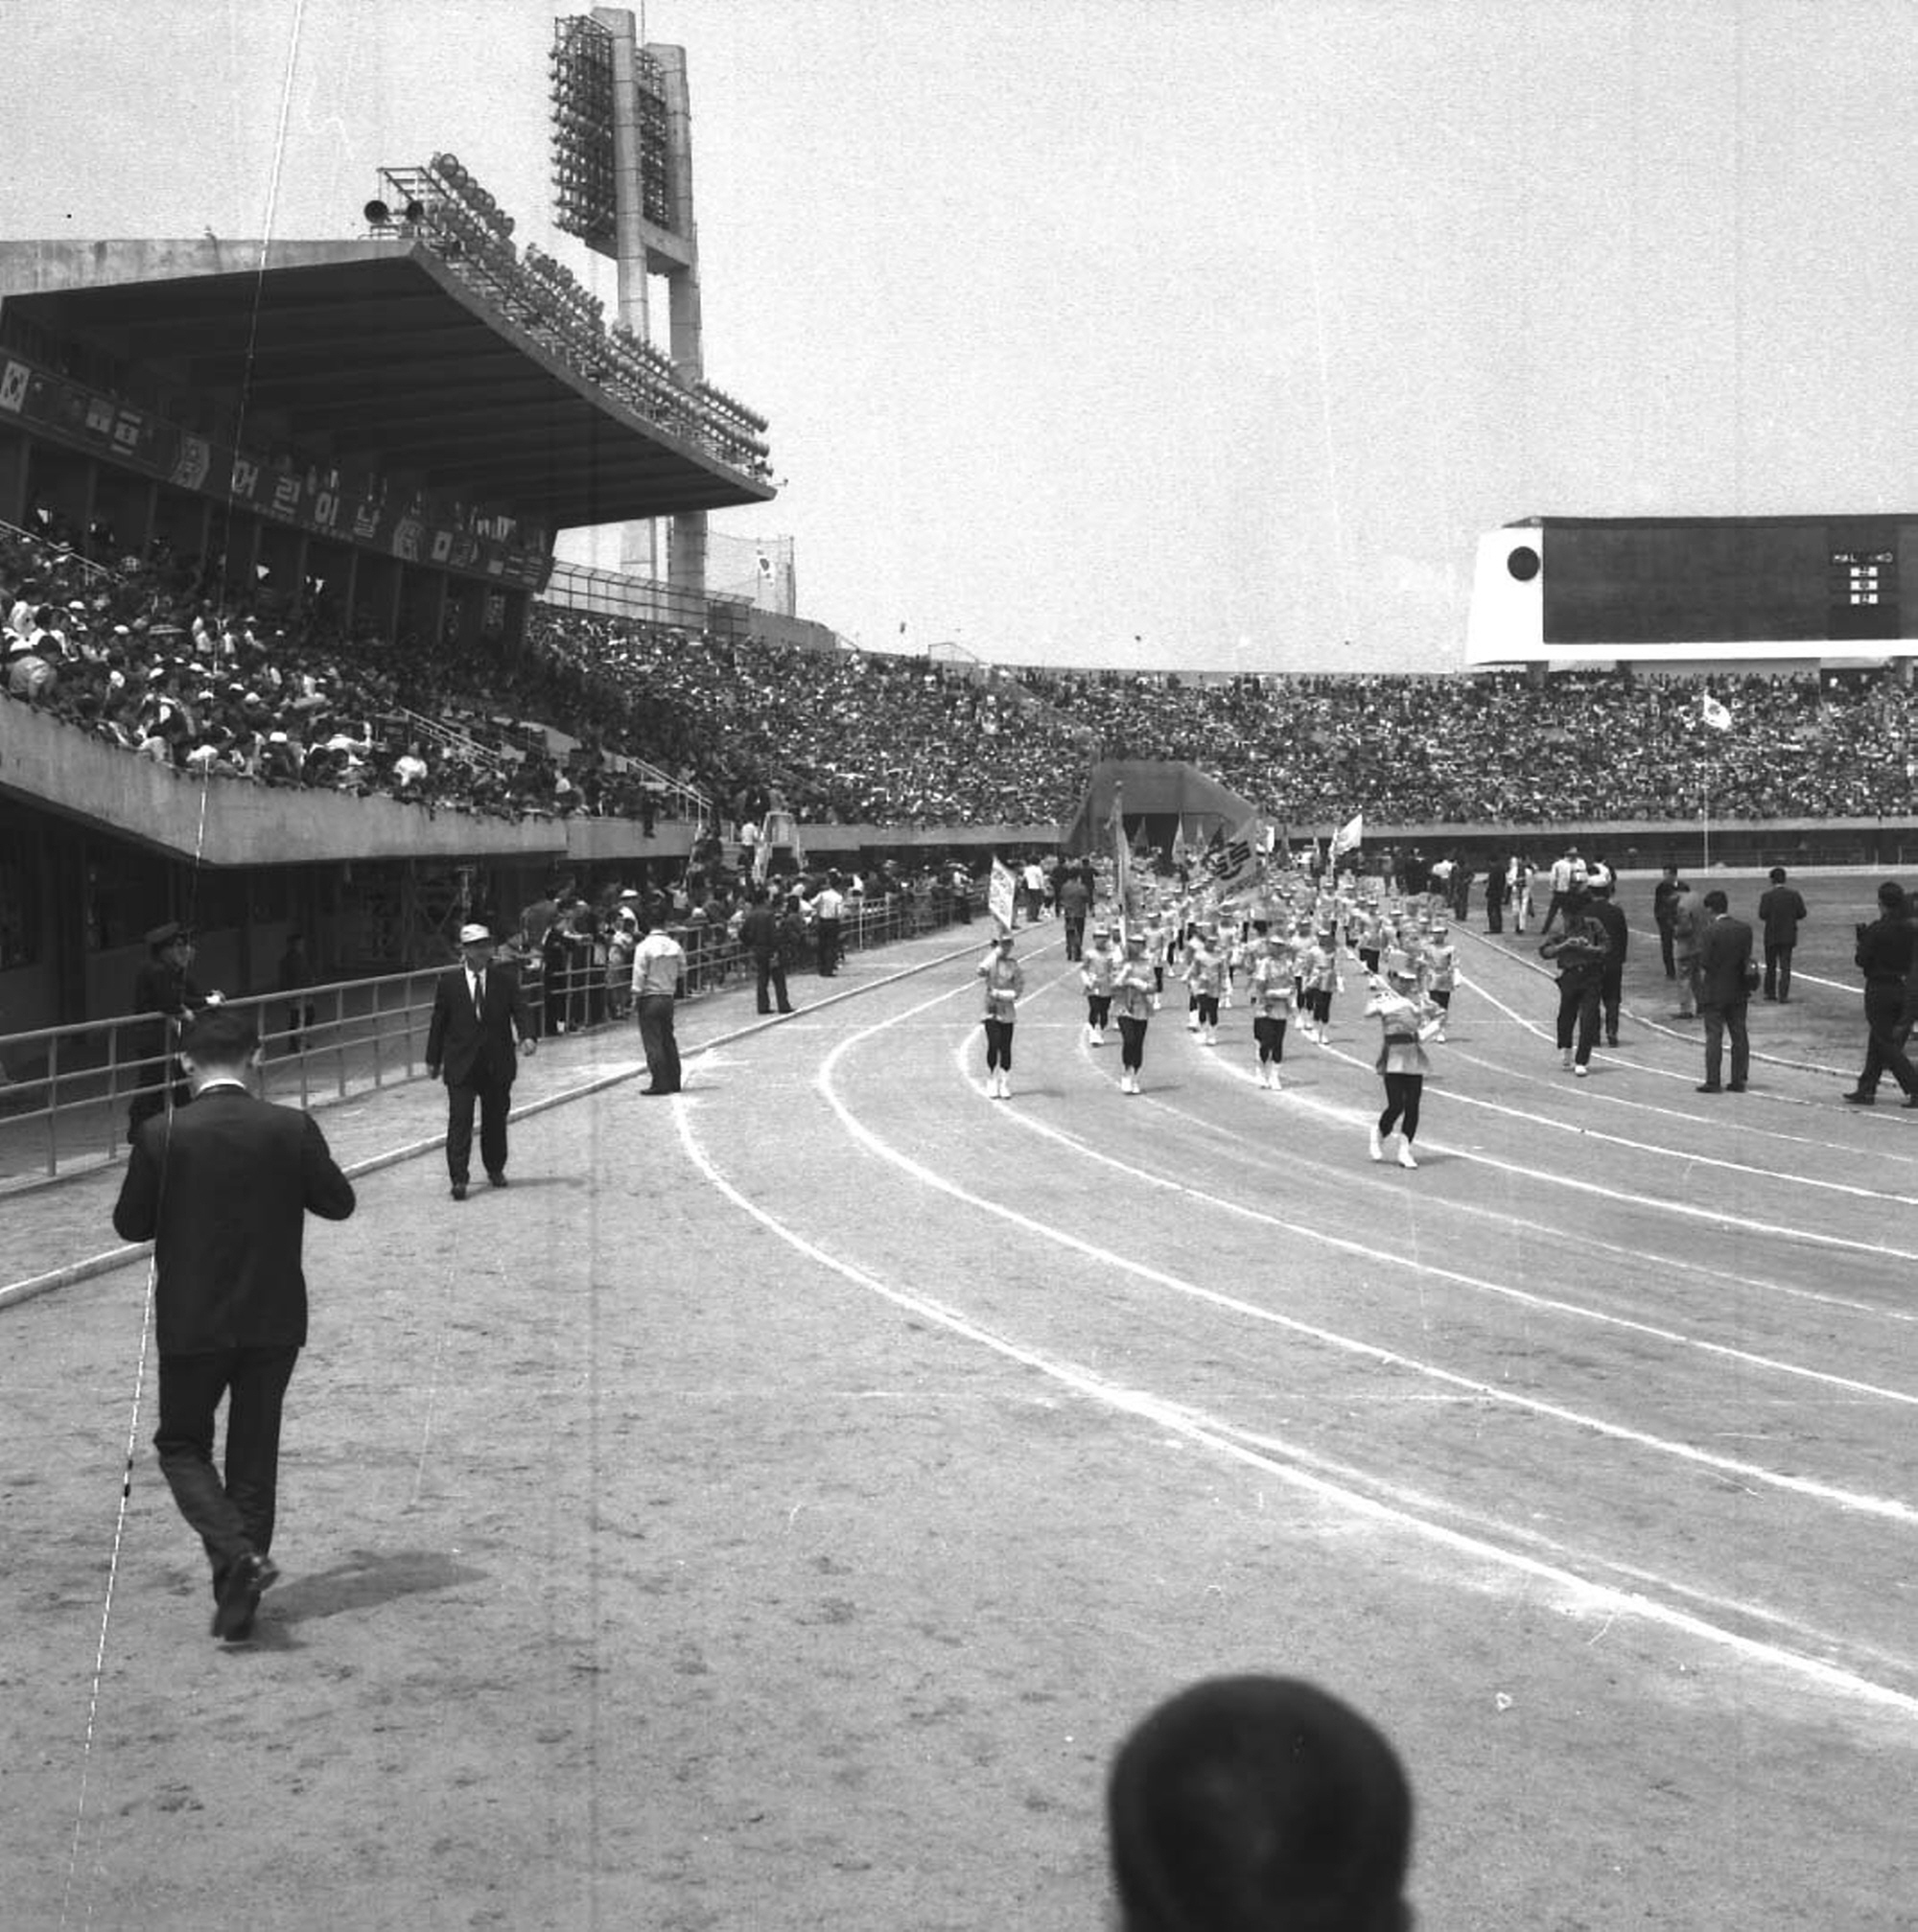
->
xmin=1174 ymin=996 xmax=1918 ymax=1259
xmin=936 ymin=1025 xmax=1918 ymax=1416
xmin=1089 ymin=1053 xmax=1917 ymax=1325
xmin=672 ymin=1096 xmax=1918 ymax=1721
xmin=833 ymin=995 xmax=1918 ymax=1520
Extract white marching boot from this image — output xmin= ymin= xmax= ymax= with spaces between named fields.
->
xmin=1396 ymin=1135 xmax=1418 ymax=1170
xmin=1186 ymin=1011 xmax=1201 ymax=1033
xmin=1368 ymin=1124 xmax=1384 ymax=1162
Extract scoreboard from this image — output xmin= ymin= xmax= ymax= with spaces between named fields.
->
xmin=1466 ymin=516 xmax=1918 ymax=664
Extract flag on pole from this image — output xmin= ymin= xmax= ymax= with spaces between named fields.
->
xmin=1700 ymin=694 xmax=1733 ymax=733
xmin=1171 ymin=818 xmax=1189 ymax=872
xmin=1331 ymin=810 xmax=1365 ymax=856
xmin=1202 ymin=813 xmax=1263 ymax=891
xmin=1108 ymin=781 xmax=1131 ymax=918
xmin=988 ymin=856 xmax=1017 ymax=931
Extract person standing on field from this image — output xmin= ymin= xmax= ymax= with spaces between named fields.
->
xmin=1757 ymin=866 xmax=1808 ymax=1002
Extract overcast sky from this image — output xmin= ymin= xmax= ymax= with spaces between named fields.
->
xmin=9 ymin=1 xmax=1918 ymax=673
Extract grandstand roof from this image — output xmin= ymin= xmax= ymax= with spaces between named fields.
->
xmin=0 ymin=239 xmax=774 ymax=529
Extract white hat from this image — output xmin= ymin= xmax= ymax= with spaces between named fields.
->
xmin=458 ymin=922 xmax=495 ymax=944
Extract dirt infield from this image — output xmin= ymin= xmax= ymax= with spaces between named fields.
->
xmin=4 ymin=876 xmax=1915 ymax=1929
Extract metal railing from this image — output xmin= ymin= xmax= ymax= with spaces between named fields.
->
xmin=0 ymin=890 xmax=981 ymax=1185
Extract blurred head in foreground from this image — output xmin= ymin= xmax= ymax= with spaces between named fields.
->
xmin=1107 ymin=1675 xmax=1414 ymax=1932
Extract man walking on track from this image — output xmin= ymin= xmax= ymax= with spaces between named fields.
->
xmin=1694 ymin=889 xmax=1754 ymax=1093
xmin=1843 ymin=880 xmax=1918 ymax=1106
xmin=1540 ymin=891 xmax=1609 ymax=1077
xmin=111 ymin=1006 xmax=356 ymax=1641
xmin=426 ymin=920 xmax=536 ymax=1199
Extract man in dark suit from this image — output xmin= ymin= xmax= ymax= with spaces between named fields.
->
xmin=425 ymin=920 xmax=535 ymax=1199
xmin=1695 ymin=889 xmax=1754 ymax=1093
xmin=738 ymin=884 xmax=795 ymax=1016
xmin=1756 ymin=866 xmax=1809 ymax=1002
xmin=111 ymin=1006 xmax=356 ymax=1641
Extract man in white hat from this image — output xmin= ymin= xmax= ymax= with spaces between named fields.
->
xmin=424 ymin=921 xmax=535 ymax=1199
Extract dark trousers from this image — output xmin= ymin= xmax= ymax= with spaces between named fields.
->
xmin=154 ymin=1344 xmax=300 ymax=1581
xmin=638 ymin=994 xmax=682 ymax=1091
xmin=1378 ymin=1071 xmax=1423 ymax=1139
xmin=446 ymin=1077 xmax=511 ymax=1182
xmin=1555 ymin=978 xmax=1602 ymax=1063
xmin=1195 ymin=993 xmax=1220 ymax=1028
xmin=1859 ymin=983 xmax=1918 ymax=1096
xmin=1118 ymin=1014 xmax=1148 ymax=1072
xmin=754 ymin=954 xmax=792 ymax=1014
xmin=983 ymin=1017 xmax=1015 ymax=1071
xmin=1763 ymin=943 xmax=1793 ymax=999
xmin=1087 ymin=993 xmax=1112 ymax=1029
xmin=1540 ymin=891 xmax=1573 ymax=937
xmin=1064 ymin=915 xmax=1086 ymax=961
xmin=1658 ymin=923 xmax=1676 ymax=978
xmin=1600 ymin=965 xmax=1624 ymax=1042
xmin=1253 ymin=1014 xmax=1287 ymax=1063
xmin=1486 ymin=896 xmax=1504 ymax=934
xmin=815 ymin=919 xmax=841 ymax=977
xmin=1700 ymin=999 xmax=1750 ymax=1088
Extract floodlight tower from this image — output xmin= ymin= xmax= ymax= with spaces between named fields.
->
xmin=550 ymin=11 xmax=706 ymax=596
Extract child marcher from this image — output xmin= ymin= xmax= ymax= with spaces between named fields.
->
xmin=1183 ymin=924 xmax=1227 ymax=1046
xmin=1365 ymin=951 xmax=1442 ymax=1169
xmin=1081 ymin=923 xmax=1119 ymax=1047
xmin=1424 ymin=919 xmax=1458 ymax=1041
xmin=1249 ymin=945 xmax=1297 ymax=1090
xmin=1113 ymin=930 xmax=1156 ymax=1095
xmin=1298 ymin=925 xmax=1342 ymax=1044
xmin=977 ymin=928 xmax=1024 ymax=1099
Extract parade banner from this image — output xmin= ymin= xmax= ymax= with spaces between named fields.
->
xmin=1332 ymin=810 xmax=1365 ymax=856
xmin=988 ymin=858 xmax=1017 ymax=931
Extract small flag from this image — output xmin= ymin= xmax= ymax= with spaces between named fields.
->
xmin=1109 ymin=782 xmax=1131 ymax=916
xmin=1331 ymin=810 xmax=1365 ymax=856
xmin=1700 ymin=695 xmax=1733 ymax=733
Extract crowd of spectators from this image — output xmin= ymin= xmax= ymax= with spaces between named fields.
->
xmin=0 ymin=528 xmax=689 ymax=826
xmin=530 ymin=606 xmax=1918 ymax=827
xmin=10 ymin=520 xmax=1918 ymax=834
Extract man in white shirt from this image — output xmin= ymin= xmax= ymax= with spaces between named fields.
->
xmin=810 ymin=873 xmax=846 ymax=977
xmin=1538 ymin=846 xmax=1588 ymax=939
xmin=630 ymin=909 xmax=688 ymax=1095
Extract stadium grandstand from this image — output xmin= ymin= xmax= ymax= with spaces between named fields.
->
xmin=5 ymin=24 xmax=1918 ymax=1059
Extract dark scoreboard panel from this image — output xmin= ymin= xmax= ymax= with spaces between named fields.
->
xmin=1536 ymin=517 xmax=1912 ymax=646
